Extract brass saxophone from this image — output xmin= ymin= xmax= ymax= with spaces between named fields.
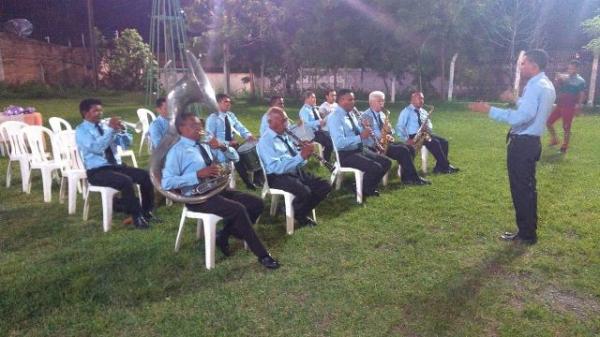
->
xmin=353 ymin=107 xmax=385 ymax=154
xmin=379 ymin=109 xmax=393 ymax=154
xmin=412 ymin=105 xmax=434 ymax=149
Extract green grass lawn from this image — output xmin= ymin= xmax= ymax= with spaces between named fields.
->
xmin=1 ymin=93 xmax=599 ymax=337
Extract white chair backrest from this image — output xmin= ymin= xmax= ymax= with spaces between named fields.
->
xmin=0 ymin=121 xmax=29 ymax=159
xmin=48 ymin=117 xmax=72 ymax=133
xmin=23 ymin=125 xmax=57 ymax=164
xmin=255 ymin=147 xmax=271 ymax=190
xmin=136 ymin=108 xmax=156 ymax=132
xmin=53 ymin=130 xmax=85 ymax=172
xmin=332 ymin=141 xmax=342 ymax=168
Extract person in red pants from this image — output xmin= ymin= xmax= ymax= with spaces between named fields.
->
xmin=546 ymin=60 xmax=586 ymax=153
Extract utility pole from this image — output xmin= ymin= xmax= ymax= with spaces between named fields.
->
xmin=87 ymin=0 xmax=98 ymax=88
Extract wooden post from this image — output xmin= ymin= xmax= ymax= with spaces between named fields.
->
xmin=391 ymin=75 xmax=396 ymax=103
xmin=447 ymin=53 xmax=458 ymax=101
xmin=86 ymin=0 xmax=97 ymax=88
xmin=587 ymin=52 xmax=599 ymax=107
xmin=0 ymin=46 xmax=5 ymax=82
xmin=513 ymin=50 xmax=526 ymax=98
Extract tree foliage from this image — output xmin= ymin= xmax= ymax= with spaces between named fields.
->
xmin=104 ymin=28 xmax=155 ymax=90
xmin=582 ymin=15 xmax=600 ymax=54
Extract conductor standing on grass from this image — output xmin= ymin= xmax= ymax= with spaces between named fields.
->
xmin=468 ymin=49 xmax=556 ymax=245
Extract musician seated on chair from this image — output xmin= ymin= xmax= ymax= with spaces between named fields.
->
xmin=396 ymin=91 xmax=459 ymax=174
xmin=257 ymin=107 xmax=331 ymax=228
xmin=75 ymin=98 xmax=156 ymax=229
xmin=162 ymin=112 xmax=280 ymax=269
xmin=149 ymin=97 xmax=169 ymax=149
xmin=298 ymin=90 xmax=333 ymax=162
xmin=326 ymin=89 xmax=391 ymax=198
xmin=206 ymin=93 xmax=262 ymax=190
xmin=260 ymin=95 xmax=285 ymax=136
xmin=319 ymin=88 xmax=338 ymax=119
xmin=363 ymin=91 xmax=430 ymax=185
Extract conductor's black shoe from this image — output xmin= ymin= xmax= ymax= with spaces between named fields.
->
xmin=501 ymin=232 xmax=537 ymax=245
xmin=216 ymin=231 xmax=231 ymax=257
xmin=133 ymin=215 xmax=150 ymax=229
xmin=258 ymin=255 xmax=280 ymax=269
xmin=296 ymin=216 xmax=317 ymax=228
xmin=143 ymin=211 xmax=162 ymax=223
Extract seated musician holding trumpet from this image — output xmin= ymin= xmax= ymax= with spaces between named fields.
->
xmin=327 ymin=89 xmax=391 ymax=198
xmin=75 ymin=98 xmax=156 ymax=229
xmin=396 ymin=91 xmax=459 ymax=174
xmin=298 ymin=90 xmax=333 ymax=162
xmin=257 ymin=107 xmax=331 ymax=227
xmin=363 ymin=91 xmax=430 ymax=185
xmin=162 ymin=112 xmax=280 ymax=269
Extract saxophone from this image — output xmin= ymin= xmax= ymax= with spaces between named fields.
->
xmin=379 ymin=109 xmax=393 ymax=154
xmin=412 ymin=105 xmax=434 ymax=149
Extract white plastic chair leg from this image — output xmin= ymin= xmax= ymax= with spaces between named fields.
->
xmin=139 ymin=133 xmax=146 ymax=154
xmin=68 ymin=176 xmax=80 ymax=214
xmin=174 ymin=208 xmax=188 ymax=252
xmin=283 ymin=193 xmax=295 ymax=235
xmin=270 ymin=194 xmax=281 ymax=216
xmin=41 ymin=168 xmax=53 ymax=202
xmin=355 ymin=172 xmax=364 ymax=204
xmin=203 ymin=220 xmax=217 ymax=270
xmin=59 ymin=177 xmax=66 ymax=204
xmin=100 ymin=190 xmax=114 ymax=232
xmin=196 ymin=219 xmax=203 ymax=239
xmin=335 ymin=172 xmax=343 ymax=190
xmin=421 ymin=146 xmax=429 ymax=174
xmin=19 ymin=159 xmax=30 ymax=193
xmin=397 ymin=165 xmax=402 ymax=179
xmin=6 ymin=161 xmax=12 ymax=188
xmin=382 ymin=171 xmax=389 ymax=186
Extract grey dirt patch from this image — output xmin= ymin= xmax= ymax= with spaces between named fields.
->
xmin=541 ymin=285 xmax=600 ymax=320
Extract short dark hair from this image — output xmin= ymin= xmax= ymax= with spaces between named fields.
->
xmin=324 ymin=88 xmax=336 ymax=96
xmin=302 ymin=90 xmax=315 ymax=100
xmin=175 ymin=111 xmax=197 ymax=133
xmin=156 ymin=97 xmax=166 ymax=107
xmin=269 ymin=95 xmax=283 ymax=106
xmin=216 ymin=93 xmax=230 ymax=102
xmin=79 ymin=98 xmax=102 ymax=118
xmin=525 ymin=49 xmax=549 ymax=71
xmin=336 ymin=89 xmax=353 ymax=102
xmin=569 ymin=59 xmax=580 ymax=67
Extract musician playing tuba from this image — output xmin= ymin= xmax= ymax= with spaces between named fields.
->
xmin=161 ymin=112 xmax=280 ymax=269
xmin=362 ymin=91 xmax=429 ymax=185
xmin=257 ymin=107 xmax=331 ymax=228
xmin=396 ymin=91 xmax=459 ymax=174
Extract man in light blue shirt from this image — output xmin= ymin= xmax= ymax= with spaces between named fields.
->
xmin=257 ymin=107 xmax=331 ymax=227
xmin=469 ymin=49 xmax=556 ymax=244
xmin=327 ymin=89 xmax=391 ymax=198
xmin=298 ymin=90 xmax=333 ymax=161
xmin=397 ymin=92 xmax=459 ymax=174
xmin=162 ymin=112 xmax=279 ymax=269
xmin=259 ymin=96 xmax=285 ymax=136
xmin=75 ymin=98 xmax=155 ymax=229
xmin=206 ymin=93 xmax=260 ymax=190
xmin=148 ymin=97 xmax=170 ymax=149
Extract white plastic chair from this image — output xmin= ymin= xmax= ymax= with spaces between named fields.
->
xmin=82 ymin=185 xmax=120 ymax=232
xmin=136 ymin=108 xmax=156 ymax=154
xmin=0 ymin=121 xmax=31 ymax=192
xmin=330 ymin=144 xmax=365 ymax=204
xmin=256 ymin=148 xmax=316 ymax=235
xmin=117 ymin=146 xmax=138 ymax=168
xmin=22 ymin=125 xmax=63 ymax=202
xmin=48 ymin=117 xmax=72 ymax=133
xmin=53 ymin=130 xmax=87 ymax=214
xmin=175 ymin=206 xmax=222 ymax=270
xmin=420 ymin=146 xmax=429 ymax=174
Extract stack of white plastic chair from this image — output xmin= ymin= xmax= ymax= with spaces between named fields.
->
xmin=136 ymin=108 xmax=156 ymax=154
xmin=22 ymin=125 xmax=63 ymax=202
xmin=330 ymin=143 xmax=365 ymax=204
xmin=0 ymin=121 xmax=31 ymax=192
xmin=256 ymin=148 xmax=316 ymax=235
xmin=53 ymin=130 xmax=87 ymax=214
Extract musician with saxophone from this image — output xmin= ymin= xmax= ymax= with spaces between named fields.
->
xmin=363 ymin=91 xmax=429 ymax=185
xmin=75 ymin=98 xmax=155 ymax=229
xmin=148 ymin=97 xmax=169 ymax=149
xmin=396 ymin=91 xmax=459 ymax=174
xmin=162 ymin=112 xmax=280 ymax=269
xmin=257 ymin=107 xmax=331 ymax=228
xmin=298 ymin=90 xmax=333 ymax=162
xmin=327 ymin=89 xmax=391 ymax=198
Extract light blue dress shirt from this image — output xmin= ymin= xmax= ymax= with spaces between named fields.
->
xmin=298 ymin=104 xmax=321 ymax=131
xmin=205 ymin=111 xmax=252 ymax=142
xmin=489 ymin=72 xmax=556 ymax=136
xmin=257 ymin=128 xmax=307 ymax=175
xmin=396 ymin=104 xmax=433 ymax=142
xmin=75 ymin=120 xmax=132 ymax=170
xmin=326 ymin=105 xmax=363 ymax=151
xmin=259 ymin=112 xmax=269 ymax=136
xmin=161 ymin=136 xmax=238 ymax=196
xmin=148 ymin=115 xmax=170 ymax=149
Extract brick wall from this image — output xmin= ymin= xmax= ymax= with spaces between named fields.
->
xmin=0 ymin=32 xmax=91 ymax=86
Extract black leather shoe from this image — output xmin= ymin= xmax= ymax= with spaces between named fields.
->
xmin=501 ymin=232 xmax=537 ymax=245
xmin=404 ymin=177 xmax=431 ymax=185
xmin=258 ymin=255 xmax=280 ymax=269
xmin=434 ymin=166 xmax=460 ymax=174
xmin=365 ymin=190 xmax=380 ymax=197
xmin=143 ymin=211 xmax=162 ymax=223
xmin=296 ymin=216 xmax=317 ymax=228
xmin=216 ymin=231 xmax=231 ymax=257
xmin=133 ymin=215 xmax=150 ymax=229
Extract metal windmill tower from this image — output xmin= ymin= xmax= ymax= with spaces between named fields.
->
xmin=145 ymin=0 xmax=188 ymax=106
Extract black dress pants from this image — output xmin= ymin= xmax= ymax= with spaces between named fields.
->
xmin=507 ymin=135 xmax=541 ymax=240
xmin=423 ymin=134 xmax=451 ymax=170
xmin=313 ymin=130 xmax=333 ymax=162
xmin=267 ymin=171 xmax=331 ymax=220
xmin=86 ymin=165 xmax=154 ymax=217
xmin=186 ymin=190 xmax=268 ymax=258
xmin=338 ymin=149 xmax=391 ymax=195
xmin=385 ymin=143 xmax=420 ymax=182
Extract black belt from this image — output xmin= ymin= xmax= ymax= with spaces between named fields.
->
xmin=507 ymin=133 xmax=540 ymax=144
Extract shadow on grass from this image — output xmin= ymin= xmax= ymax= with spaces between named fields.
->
xmin=399 ymin=244 xmax=528 ymax=335
xmin=539 ymin=150 xmax=565 ymax=165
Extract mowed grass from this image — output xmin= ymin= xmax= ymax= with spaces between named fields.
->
xmin=0 ymin=92 xmax=599 ymax=337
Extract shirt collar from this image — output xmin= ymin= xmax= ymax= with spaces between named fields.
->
xmin=179 ymin=136 xmax=197 ymax=146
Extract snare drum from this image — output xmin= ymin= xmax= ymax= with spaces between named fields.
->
xmin=237 ymin=141 xmax=261 ymax=172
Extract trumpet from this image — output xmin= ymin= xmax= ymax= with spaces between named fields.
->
xmin=284 ymin=128 xmax=335 ymax=172
xmin=101 ymin=117 xmax=142 ymax=134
